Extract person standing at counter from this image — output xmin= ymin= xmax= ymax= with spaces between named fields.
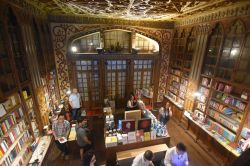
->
xmin=76 ymin=117 xmax=92 ymax=161
xmin=69 ymin=88 xmax=81 ymax=121
xmin=164 ymin=142 xmax=189 ymax=166
xmin=52 ymin=112 xmax=71 ymax=160
xmin=132 ymin=150 xmax=155 ymax=166
xmin=158 ymin=102 xmax=172 ymax=126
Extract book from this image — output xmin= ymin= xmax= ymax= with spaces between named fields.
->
xmin=136 ymin=130 xmax=144 ymax=142
xmin=58 ymin=137 xmax=67 ymax=144
xmin=144 ymin=132 xmax=151 ymax=141
xmin=0 ymin=104 xmax=7 ymax=118
xmin=127 ymin=131 xmax=136 ymax=143
xmin=151 ymin=130 xmax=156 ymax=140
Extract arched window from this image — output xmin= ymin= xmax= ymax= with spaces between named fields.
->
xmin=0 ymin=20 xmax=16 ymax=93
xmin=72 ymin=32 xmax=100 ymax=53
xmin=7 ymin=8 xmax=29 ymax=83
xmin=217 ymin=20 xmax=244 ymax=81
xmin=134 ymin=34 xmax=159 ymax=53
xmin=202 ymin=23 xmax=223 ymax=76
xmin=104 ymin=30 xmax=130 ymax=53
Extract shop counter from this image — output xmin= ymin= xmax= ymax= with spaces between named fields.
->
xmin=105 ymin=136 xmax=170 ymax=166
xmin=117 ymin=143 xmax=169 ymax=166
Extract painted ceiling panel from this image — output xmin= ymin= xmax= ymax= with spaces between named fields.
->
xmin=15 ymin=0 xmax=246 ymax=20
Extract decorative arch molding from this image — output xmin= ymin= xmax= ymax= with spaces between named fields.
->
xmin=50 ymin=23 xmax=172 ymax=102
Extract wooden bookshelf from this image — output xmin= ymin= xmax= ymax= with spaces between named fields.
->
xmin=165 ymin=29 xmax=196 ymax=124
xmin=0 ymin=93 xmax=33 ymax=166
xmin=188 ymin=22 xmax=250 ymax=159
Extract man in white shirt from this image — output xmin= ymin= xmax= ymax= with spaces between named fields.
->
xmin=132 ymin=150 xmax=155 ymax=166
xmin=69 ymin=88 xmax=81 ymax=121
xmin=164 ymin=142 xmax=189 ymax=166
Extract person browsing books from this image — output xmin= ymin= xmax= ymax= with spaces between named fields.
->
xmin=76 ymin=117 xmax=92 ymax=160
xmin=158 ymin=102 xmax=172 ymax=126
xmin=164 ymin=142 xmax=189 ymax=166
xmin=52 ymin=112 xmax=71 ymax=160
xmin=69 ymin=88 xmax=81 ymax=121
xmin=132 ymin=150 xmax=155 ymax=166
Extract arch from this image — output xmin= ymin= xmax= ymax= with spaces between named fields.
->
xmin=226 ymin=19 xmax=245 ymax=34
xmin=67 ymin=26 xmax=162 ymax=54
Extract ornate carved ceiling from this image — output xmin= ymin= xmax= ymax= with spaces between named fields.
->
xmin=11 ymin=0 xmax=247 ymax=20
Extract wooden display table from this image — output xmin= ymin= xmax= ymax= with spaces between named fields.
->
xmin=184 ymin=111 xmax=238 ymax=165
xmin=105 ymin=136 xmax=170 ymax=166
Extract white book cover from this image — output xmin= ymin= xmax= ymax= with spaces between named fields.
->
xmin=127 ymin=131 xmax=136 ymax=141
xmin=0 ymin=104 xmax=6 ymax=117
xmin=151 ymin=130 xmax=156 ymax=140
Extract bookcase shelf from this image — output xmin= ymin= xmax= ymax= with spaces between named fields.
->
xmin=189 ymin=22 xmax=250 ymax=158
xmin=0 ymin=92 xmax=34 ymax=166
xmin=0 ymin=129 xmax=29 ymax=164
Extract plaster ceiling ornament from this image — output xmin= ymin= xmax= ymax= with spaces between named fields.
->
xmin=18 ymin=0 xmax=245 ymax=20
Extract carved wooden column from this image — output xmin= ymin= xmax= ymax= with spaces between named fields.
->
xmin=185 ymin=25 xmax=210 ymax=111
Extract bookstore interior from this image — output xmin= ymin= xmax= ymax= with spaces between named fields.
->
xmin=1 ymin=0 xmax=250 ymax=166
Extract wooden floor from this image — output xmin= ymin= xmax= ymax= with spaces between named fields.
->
xmin=45 ymin=116 xmax=220 ymax=166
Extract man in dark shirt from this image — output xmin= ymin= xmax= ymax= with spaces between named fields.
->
xmin=76 ymin=117 xmax=92 ymax=160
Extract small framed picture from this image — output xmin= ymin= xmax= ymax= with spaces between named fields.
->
xmin=241 ymin=92 xmax=248 ymax=100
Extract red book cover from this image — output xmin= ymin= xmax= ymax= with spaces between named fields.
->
xmin=5 ymin=135 xmax=12 ymax=146
xmin=1 ymin=122 xmax=7 ymax=134
xmin=0 ymin=145 xmax=5 ymax=155
xmin=136 ymin=130 xmax=144 ymax=142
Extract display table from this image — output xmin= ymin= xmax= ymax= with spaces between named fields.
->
xmin=105 ymin=136 xmax=170 ymax=166
xmin=184 ymin=111 xmax=239 ymax=165
xmin=28 ymin=136 xmax=52 ymax=166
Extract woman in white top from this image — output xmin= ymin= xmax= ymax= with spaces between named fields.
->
xmin=126 ymin=95 xmax=137 ymax=110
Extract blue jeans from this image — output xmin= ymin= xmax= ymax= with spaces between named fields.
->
xmin=72 ymin=108 xmax=80 ymax=120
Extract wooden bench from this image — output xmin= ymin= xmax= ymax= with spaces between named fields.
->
xmin=116 ymin=144 xmax=168 ymax=166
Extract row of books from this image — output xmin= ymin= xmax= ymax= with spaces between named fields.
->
xmin=170 ymin=75 xmax=180 ymax=82
xmin=170 ymin=69 xmax=182 ymax=76
xmin=214 ymin=82 xmax=232 ymax=93
xmin=196 ymin=102 xmax=206 ymax=112
xmin=0 ymin=120 xmax=26 ymax=154
xmin=0 ymin=108 xmax=24 ymax=136
xmin=208 ymin=109 xmax=239 ymax=132
xmin=171 ymin=80 xmax=180 ymax=89
xmin=201 ymin=77 xmax=212 ymax=87
xmin=206 ymin=118 xmax=236 ymax=142
xmin=105 ymin=130 xmax=157 ymax=147
xmin=0 ymin=130 xmax=30 ymax=166
xmin=214 ymin=92 xmax=246 ymax=111
xmin=12 ymin=146 xmax=31 ymax=166
xmin=181 ymin=79 xmax=188 ymax=86
xmin=166 ymin=92 xmax=177 ymax=102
